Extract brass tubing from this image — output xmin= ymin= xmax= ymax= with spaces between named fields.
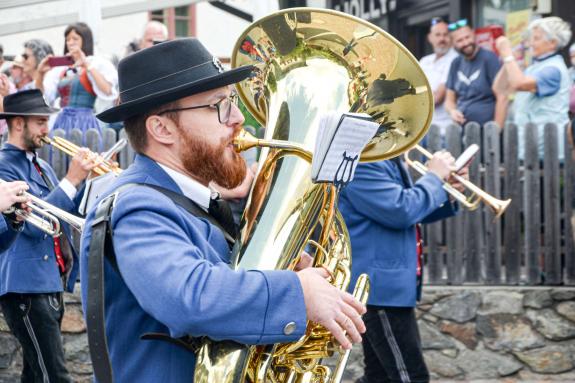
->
xmin=42 ymin=137 xmax=122 ymax=176
xmin=404 ymin=145 xmax=511 ymax=218
xmin=0 ymin=177 xmax=84 ymax=236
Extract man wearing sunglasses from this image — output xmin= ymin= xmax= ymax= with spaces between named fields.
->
xmin=419 ymin=17 xmax=458 ymax=135
xmin=80 ymin=38 xmax=367 ymax=382
xmin=444 ymin=19 xmax=506 ymax=128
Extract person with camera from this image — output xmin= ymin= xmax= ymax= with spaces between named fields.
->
xmin=35 ymin=22 xmax=117 ymax=147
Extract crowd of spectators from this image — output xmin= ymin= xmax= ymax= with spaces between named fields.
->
xmin=0 ymin=20 xmax=168 ymax=141
xmin=420 ymin=16 xmax=574 ymax=160
xmin=1 ymin=15 xmax=574 ymax=160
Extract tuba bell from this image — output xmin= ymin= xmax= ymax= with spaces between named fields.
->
xmin=194 ymin=8 xmax=433 ymax=382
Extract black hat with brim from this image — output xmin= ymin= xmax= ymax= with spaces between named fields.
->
xmin=97 ymin=38 xmax=254 ymax=123
xmin=0 ymin=89 xmax=59 ymax=119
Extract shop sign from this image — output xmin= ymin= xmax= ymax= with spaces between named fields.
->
xmin=330 ymin=0 xmax=397 ymax=21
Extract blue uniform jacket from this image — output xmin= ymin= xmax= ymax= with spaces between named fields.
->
xmin=0 ymin=144 xmax=79 ymax=294
xmin=339 ymin=159 xmax=457 ymax=307
xmin=80 ymin=154 xmax=307 ymax=382
xmin=0 ymin=217 xmax=21 ymax=253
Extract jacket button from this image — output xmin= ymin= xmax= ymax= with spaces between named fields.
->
xmin=43 ymin=255 xmax=49 ymax=261
xmin=283 ymin=322 xmax=297 ymax=335
xmin=43 ymin=234 xmax=48 ymax=240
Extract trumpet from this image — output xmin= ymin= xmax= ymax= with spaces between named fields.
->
xmin=404 ymin=145 xmax=511 ymax=218
xmin=1 ymin=178 xmax=84 ymax=236
xmin=41 ymin=136 xmax=123 ymax=176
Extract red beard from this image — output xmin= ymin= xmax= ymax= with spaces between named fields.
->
xmin=179 ymin=127 xmax=247 ymax=189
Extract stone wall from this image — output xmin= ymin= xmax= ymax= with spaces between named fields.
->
xmin=344 ymin=286 xmax=575 ymax=382
xmin=0 ymin=286 xmax=574 ymax=382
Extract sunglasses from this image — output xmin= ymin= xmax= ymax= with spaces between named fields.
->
xmin=430 ymin=17 xmax=445 ymax=26
xmin=448 ymin=19 xmax=468 ymax=31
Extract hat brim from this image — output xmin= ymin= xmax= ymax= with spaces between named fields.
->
xmin=97 ymin=65 xmax=254 ymax=123
xmin=0 ymin=106 xmax=59 ymax=120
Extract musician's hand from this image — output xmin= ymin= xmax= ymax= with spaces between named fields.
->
xmin=296 ymin=268 xmax=366 ymax=350
xmin=449 ymin=165 xmax=469 ymax=193
xmin=211 ymin=162 xmax=257 ymax=201
xmin=293 ymin=251 xmax=314 ymax=271
xmin=427 ymin=151 xmax=456 ymax=181
xmin=65 ymin=148 xmax=102 ymax=186
xmin=0 ymin=181 xmax=30 ymax=212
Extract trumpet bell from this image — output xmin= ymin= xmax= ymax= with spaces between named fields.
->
xmin=232 ymin=7 xmax=433 ymax=162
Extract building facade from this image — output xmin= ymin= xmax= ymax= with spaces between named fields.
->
xmin=326 ymin=0 xmax=575 ymax=60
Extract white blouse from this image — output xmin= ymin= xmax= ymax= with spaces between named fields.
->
xmin=43 ymin=55 xmax=118 ymax=106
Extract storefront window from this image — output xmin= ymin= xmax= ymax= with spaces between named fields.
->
xmin=476 ymin=0 xmax=531 ymax=27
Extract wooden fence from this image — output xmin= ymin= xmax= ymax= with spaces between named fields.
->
xmin=416 ymin=122 xmax=575 ymax=286
xmin=2 ymin=123 xmax=574 ymax=286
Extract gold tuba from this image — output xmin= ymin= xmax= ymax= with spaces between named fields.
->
xmin=194 ymin=8 xmax=433 ymax=383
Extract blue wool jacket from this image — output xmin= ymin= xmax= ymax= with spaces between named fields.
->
xmin=339 ymin=159 xmax=457 ymax=307
xmin=80 ymin=154 xmax=307 ymax=382
xmin=0 ymin=144 xmax=79 ymax=294
xmin=0 ymin=217 xmax=22 ymax=254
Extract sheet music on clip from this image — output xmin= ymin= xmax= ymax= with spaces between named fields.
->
xmin=311 ymin=111 xmax=380 ymax=186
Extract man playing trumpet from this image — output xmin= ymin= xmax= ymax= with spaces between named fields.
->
xmin=339 ymin=151 xmax=468 ymax=383
xmin=0 ymin=180 xmax=30 ymax=251
xmin=0 ymin=89 xmax=99 ymax=382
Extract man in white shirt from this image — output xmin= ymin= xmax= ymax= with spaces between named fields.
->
xmin=419 ymin=17 xmax=458 ymax=134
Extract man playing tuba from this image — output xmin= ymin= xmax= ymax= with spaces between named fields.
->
xmin=81 ymin=38 xmax=367 ymax=382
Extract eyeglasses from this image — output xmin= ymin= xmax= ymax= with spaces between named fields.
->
xmin=448 ymin=19 xmax=468 ymax=31
xmin=158 ymin=93 xmax=239 ymax=124
xmin=430 ymin=17 xmax=445 ymax=26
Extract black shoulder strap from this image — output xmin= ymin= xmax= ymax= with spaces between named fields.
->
xmin=86 ymin=191 xmax=118 ymax=383
xmin=86 ymin=183 xmax=236 ymax=383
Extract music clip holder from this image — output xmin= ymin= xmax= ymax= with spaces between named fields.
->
xmin=333 ymin=151 xmax=359 ymax=190
xmin=311 ymin=111 xmax=380 ymax=189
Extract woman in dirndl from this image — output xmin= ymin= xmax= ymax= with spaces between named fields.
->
xmin=37 ymin=22 xmax=118 ymax=150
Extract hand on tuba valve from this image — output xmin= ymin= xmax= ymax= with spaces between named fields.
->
xmin=296 ymin=267 xmax=366 ymax=350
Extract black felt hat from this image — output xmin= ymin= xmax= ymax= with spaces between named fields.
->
xmin=97 ymin=38 xmax=254 ymax=123
xmin=0 ymin=89 xmax=58 ymax=119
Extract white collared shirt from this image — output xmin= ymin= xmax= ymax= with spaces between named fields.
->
xmin=420 ymin=48 xmax=458 ymax=130
xmin=26 ymin=152 xmax=77 ymax=200
xmin=157 ymin=163 xmax=213 ymax=212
